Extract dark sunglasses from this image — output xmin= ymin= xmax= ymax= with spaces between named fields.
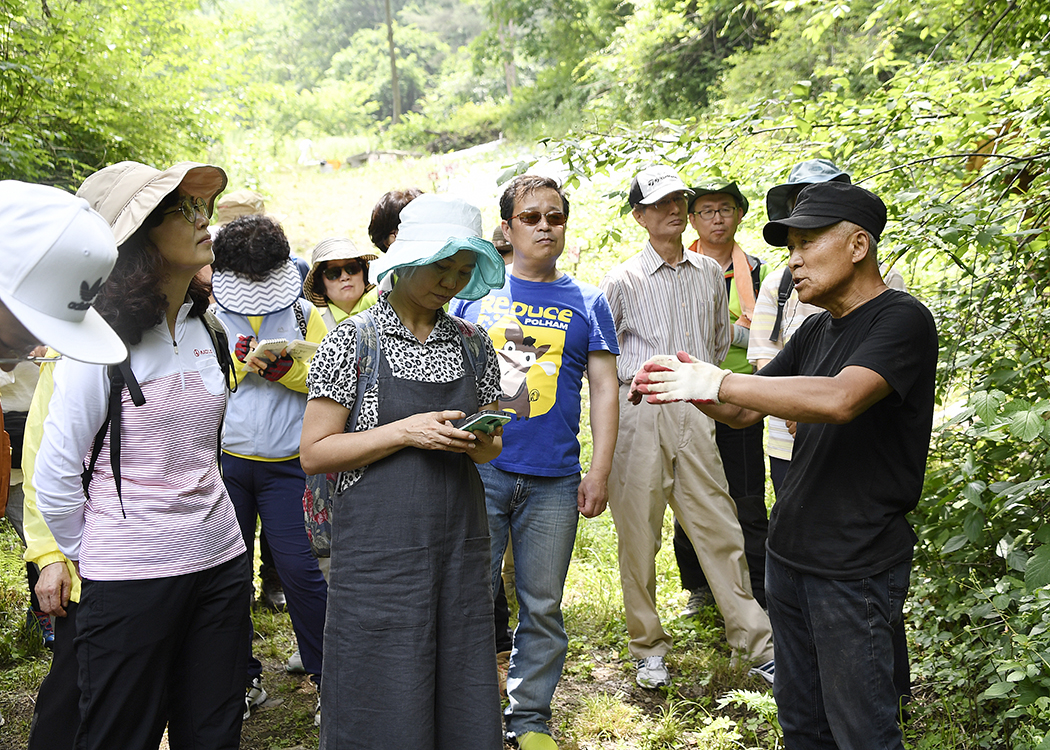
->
xmin=322 ymin=259 xmax=366 ymax=280
xmin=510 ymin=210 xmax=567 ymax=227
xmin=164 ymin=196 xmax=210 ymax=224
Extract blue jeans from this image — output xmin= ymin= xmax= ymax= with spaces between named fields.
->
xmin=766 ymin=555 xmax=911 ymax=750
xmin=478 ymin=464 xmax=580 ymax=738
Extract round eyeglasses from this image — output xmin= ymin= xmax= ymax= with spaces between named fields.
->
xmin=164 ymin=196 xmax=210 ymax=224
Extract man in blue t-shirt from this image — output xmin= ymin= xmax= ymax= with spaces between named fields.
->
xmin=452 ymin=175 xmax=619 ymax=750
xmin=632 ymin=182 xmax=937 ymax=750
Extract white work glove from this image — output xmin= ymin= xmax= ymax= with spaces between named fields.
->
xmin=631 ymin=351 xmax=731 ymax=404
xmin=731 ymin=323 xmax=750 ymax=348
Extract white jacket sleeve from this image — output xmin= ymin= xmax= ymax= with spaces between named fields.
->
xmin=34 ymin=357 xmax=110 ymax=561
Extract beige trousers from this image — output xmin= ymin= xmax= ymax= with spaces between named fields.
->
xmin=608 ymin=386 xmax=774 ymax=664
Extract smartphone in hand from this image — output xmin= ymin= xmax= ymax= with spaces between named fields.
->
xmin=454 ymin=410 xmax=514 ymax=434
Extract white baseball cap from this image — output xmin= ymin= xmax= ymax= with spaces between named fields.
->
xmin=0 ymin=182 xmax=127 ymax=365
xmin=628 ymin=165 xmax=693 ymax=207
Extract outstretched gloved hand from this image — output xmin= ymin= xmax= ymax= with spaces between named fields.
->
xmin=631 ymin=350 xmax=730 ymax=405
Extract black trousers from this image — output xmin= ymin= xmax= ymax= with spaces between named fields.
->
xmin=73 ymin=553 xmax=251 ymax=750
xmin=29 ymin=600 xmax=80 ymax=750
xmin=674 ymin=420 xmax=768 ymax=608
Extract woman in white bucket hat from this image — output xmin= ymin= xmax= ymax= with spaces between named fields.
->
xmin=301 ymin=194 xmax=507 ymax=748
xmin=33 ymin=161 xmax=251 ymax=750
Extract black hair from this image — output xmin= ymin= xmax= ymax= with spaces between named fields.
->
xmin=499 ymin=175 xmax=570 ymax=222
xmin=211 ymin=214 xmax=291 ymax=280
xmin=93 ymin=191 xmax=211 ymax=346
xmin=368 ymin=188 xmax=424 ymax=251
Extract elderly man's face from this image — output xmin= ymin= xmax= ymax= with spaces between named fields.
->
xmin=688 ymin=193 xmax=742 ymax=248
xmin=0 ymin=301 xmax=41 ymax=371
xmin=633 ymin=191 xmax=688 ymax=242
xmin=786 ymin=223 xmax=864 ymax=310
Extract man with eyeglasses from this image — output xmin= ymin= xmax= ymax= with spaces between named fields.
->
xmin=599 ymin=165 xmax=773 ymax=690
xmin=451 ymin=174 xmax=619 ymax=750
xmin=671 ymin=180 xmax=771 ymax=618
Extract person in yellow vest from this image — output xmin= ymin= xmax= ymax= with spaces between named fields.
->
xmin=674 ymin=179 xmax=771 ymax=615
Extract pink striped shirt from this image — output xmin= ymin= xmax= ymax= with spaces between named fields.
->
xmin=35 ymin=305 xmax=245 ymax=580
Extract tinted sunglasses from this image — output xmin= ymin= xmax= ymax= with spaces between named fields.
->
xmin=322 ymin=259 xmax=366 ymax=280
xmin=510 ymin=210 xmax=567 ymax=227
xmin=164 ymin=196 xmax=210 ymax=224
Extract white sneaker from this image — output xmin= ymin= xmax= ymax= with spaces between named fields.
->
xmin=244 ymin=677 xmax=267 ymax=720
xmin=314 ymin=697 xmax=321 ymax=727
xmin=635 ymin=655 xmax=671 ymax=688
xmin=748 ymin=659 xmax=775 ymax=685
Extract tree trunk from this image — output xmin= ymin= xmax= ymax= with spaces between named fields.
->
xmin=493 ymin=2 xmax=517 ymax=101
xmin=385 ymin=0 xmax=401 ymax=124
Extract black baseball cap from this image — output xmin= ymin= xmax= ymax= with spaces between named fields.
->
xmin=763 ymin=181 xmax=886 ymax=247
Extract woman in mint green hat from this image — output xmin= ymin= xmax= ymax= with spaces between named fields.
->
xmin=301 ymin=193 xmax=507 ymax=749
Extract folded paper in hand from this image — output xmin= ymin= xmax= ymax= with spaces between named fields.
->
xmin=246 ymin=338 xmax=318 ymax=362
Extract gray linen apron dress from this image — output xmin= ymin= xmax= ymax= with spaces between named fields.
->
xmin=320 ymin=341 xmax=502 ymax=750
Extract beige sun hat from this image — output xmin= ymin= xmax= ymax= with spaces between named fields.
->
xmin=76 ymin=161 xmax=228 ymax=247
xmin=215 ymin=189 xmax=266 ymax=225
xmin=303 ymin=237 xmax=380 ymax=306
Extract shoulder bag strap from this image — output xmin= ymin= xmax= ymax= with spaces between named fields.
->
xmin=770 ymin=267 xmax=795 ymax=343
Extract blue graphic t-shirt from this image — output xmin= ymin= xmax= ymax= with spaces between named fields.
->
xmin=452 ymin=273 xmax=619 ymax=477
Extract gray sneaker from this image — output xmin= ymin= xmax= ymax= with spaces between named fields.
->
xmin=680 ymin=588 xmax=714 ymax=617
xmin=635 ymin=655 xmax=671 ymax=688
xmin=244 ymin=677 xmax=267 ymax=720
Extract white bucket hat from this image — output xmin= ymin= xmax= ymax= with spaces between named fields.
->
xmin=0 ymin=182 xmax=127 ymax=365
xmin=368 ymin=194 xmax=505 ymax=301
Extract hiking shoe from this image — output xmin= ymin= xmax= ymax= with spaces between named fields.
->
xmin=27 ymin=608 xmax=55 ymax=649
xmin=286 ymin=649 xmax=306 ymax=674
xmin=749 ymin=659 xmax=775 ymax=685
xmin=516 ymin=731 xmax=559 ymax=750
xmin=259 ymin=566 xmax=287 ymax=612
xmin=680 ymin=587 xmax=714 ymax=617
xmin=496 ymin=650 xmax=512 ymax=698
xmin=635 ymin=655 xmax=671 ymax=688
xmin=244 ymin=677 xmax=267 ymax=720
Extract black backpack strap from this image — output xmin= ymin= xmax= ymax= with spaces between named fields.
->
xmin=203 ymin=310 xmax=238 ymax=394
xmin=770 ymin=267 xmax=795 ymax=343
xmin=747 ymin=253 xmax=763 ymax=295
xmin=82 ymin=360 xmax=144 ymax=518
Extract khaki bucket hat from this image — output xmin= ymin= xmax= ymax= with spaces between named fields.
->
xmin=215 ymin=189 xmax=266 ymax=226
xmin=303 ymin=237 xmax=380 ymax=306
xmin=76 ymin=161 xmax=228 ymax=247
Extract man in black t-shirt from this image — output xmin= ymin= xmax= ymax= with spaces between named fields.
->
xmin=630 ymin=181 xmax=937 ymax=750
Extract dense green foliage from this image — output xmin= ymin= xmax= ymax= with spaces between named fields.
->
xmin=0 ymin=0 xmax=225 ymax=186
xmin=528 ymin=2 xmax=1050 ymax=744
xmin=2 ymin=0 xmax=1049 ymax=745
